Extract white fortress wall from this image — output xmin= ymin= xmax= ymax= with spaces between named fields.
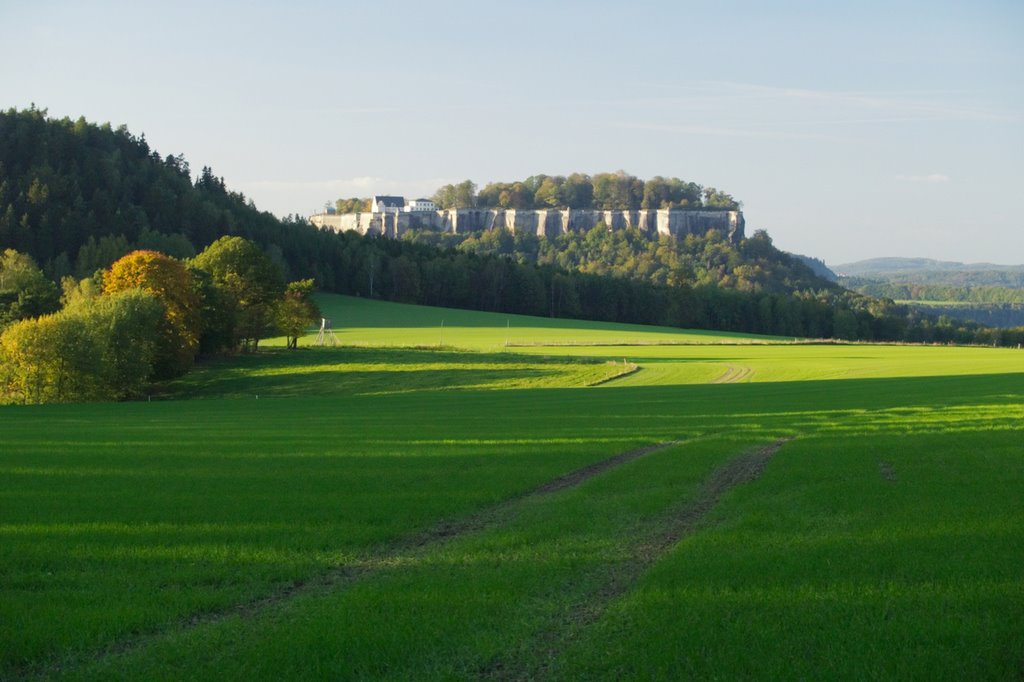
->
xmin=311 ymin=209 xmax=745 ymax=243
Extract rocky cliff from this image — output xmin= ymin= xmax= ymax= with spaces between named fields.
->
xmin=311 ymin=208 xmax=744 ymax=243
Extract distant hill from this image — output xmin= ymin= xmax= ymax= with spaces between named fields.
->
xmin=834 ymin=257 xmax=1018 ymax=275
xmin=835 ymin=257 xmax=1024 ymax=289
xmin=836 ymin=256 xmax=1024 ymax=326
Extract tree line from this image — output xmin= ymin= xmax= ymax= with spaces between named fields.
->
xmin=842 ymin=278 xmax=1024 ymax=304
xmin=467 ymin=172 xmax=740 ymax=211
xmin=900 ymin=303 xmax=1024 ymax=329
xmin=0 ymin=238 xmax=319 ymax=404
xmin=839 ymin=268 xmax=1024 ymax=290
xmin=331 ymin=172 xmax=740 ymax=214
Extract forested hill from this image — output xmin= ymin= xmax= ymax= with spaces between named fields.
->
xmin=0 ymin=106 xmax=302 ymax=279
xmin=2 ymin=107 xmax=1020 ymax=345
xmin=403 ymin=226 xmax=835 ymax=297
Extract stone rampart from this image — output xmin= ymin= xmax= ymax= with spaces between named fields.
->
xmin=310 ymin=208 xmax=744 ymax=242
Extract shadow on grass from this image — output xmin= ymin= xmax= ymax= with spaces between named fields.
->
xmin=166 ymin=346 xmax=605 ymax=399
xmin=313 ymin=294 xmax=762 ymax=338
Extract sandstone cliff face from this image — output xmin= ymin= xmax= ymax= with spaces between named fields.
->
xmin=311 ymin=208 xmax=744 ymax=243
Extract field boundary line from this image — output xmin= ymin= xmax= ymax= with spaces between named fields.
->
xmin=18 ymin=439 xmax=687 ymax=681
xmin=480 ymin=437 xmax=790 ymax=681
xmin=585 ymin=361 xmax=641 ymax=387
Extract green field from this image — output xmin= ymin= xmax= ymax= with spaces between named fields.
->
xmin=2 ymin=294 xmax=1022 ymax=680
xmin=896 ymin=299 xmax=979 ymax=307
xmin=287 ymin=294 xmax=792 ymax=349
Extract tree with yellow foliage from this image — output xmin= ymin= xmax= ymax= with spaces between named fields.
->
xmin=103 ymin=250 xmax=200 ymax=377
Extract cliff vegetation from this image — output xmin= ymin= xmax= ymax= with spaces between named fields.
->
xmin=333 ymin=172 xmax=740 ymax=214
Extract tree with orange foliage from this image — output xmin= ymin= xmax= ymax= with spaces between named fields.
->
xmin=103 ymin=250 xmax=201 ymax=377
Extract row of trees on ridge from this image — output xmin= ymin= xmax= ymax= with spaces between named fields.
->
xmin=332 ymin=172 xmax=740 ymax=214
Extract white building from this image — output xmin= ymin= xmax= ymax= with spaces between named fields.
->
xmin=371 ymin=195 xmax=405 ymax=214
xmin=404 ymin=198 xmax=437 ymax=212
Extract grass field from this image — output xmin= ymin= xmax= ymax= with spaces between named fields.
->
xmin=2 ymin=294 xmax=1022 ymax=680
xmin=897 ymin=299 xmax=980 ymax=307
xmin=277 ymin=294 xmax=794 ymax=349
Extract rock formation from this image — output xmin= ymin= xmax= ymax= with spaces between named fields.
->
xmin=311 ymin=208 xmax=744 ymax=243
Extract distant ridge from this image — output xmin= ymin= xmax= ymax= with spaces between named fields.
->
xmin=835 ymin=257 xmax=1022 ymax=276
xmin=834 ymin=257 xmax=1024 ymax=290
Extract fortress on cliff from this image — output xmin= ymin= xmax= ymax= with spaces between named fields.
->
xmin=310 ymin=196 xmax=745 ymax=243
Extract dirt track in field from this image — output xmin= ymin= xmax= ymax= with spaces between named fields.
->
xmin=22 ymin=439 xmax=685 ymax=680
xmin=481 ymin=438 xmax=790 ymax=681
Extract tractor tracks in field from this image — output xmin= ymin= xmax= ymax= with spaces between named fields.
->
xmin=479 ymin=438 xmax=790 ymax=681
xmin=712 ymin=364 xmax=754 ymax=384
xmin=18 ymin=439 xmax=685 ymax=680
xmin=399 ymin=440 xmax=683 ymax=549
xmin=22 ymin=438 xmax=790 ymax=681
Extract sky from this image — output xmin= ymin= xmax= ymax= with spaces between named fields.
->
xmin=1 ymin=0 xmax=1021 ymax=266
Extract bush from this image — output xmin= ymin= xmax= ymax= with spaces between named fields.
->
xmin=0 ymin=289 xmax=164 ymax=404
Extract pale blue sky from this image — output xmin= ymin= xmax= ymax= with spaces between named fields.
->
xmin=2 ymin=0 xmax=1021 ymax=265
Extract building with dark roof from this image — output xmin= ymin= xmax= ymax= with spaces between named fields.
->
xmin=371 ymin=195 xmax=405 ymax=213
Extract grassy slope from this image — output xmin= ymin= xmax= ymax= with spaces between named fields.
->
xmin=276 ymin=293 xmax=792 ymax=349
xmin=175 ymin=342 xmax=1021 ymax=398
xmin=226 ymin=293 xmax=1020 ymax=397
xmin=1 ymin=296 xmax=1022 ymax=679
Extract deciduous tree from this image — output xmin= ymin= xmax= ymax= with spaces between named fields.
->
xmin=192 ymin=236 xmax=285 ymax=351
xmin=0 ymin=288 xmax=164 ymax=404
xmin=0 ymin=249 xmax=60 ymax=328
xmin=275 ymin=279 xmax=320 ymax=349
xmin=104 ymin=250 xmax=201 ymax=376
xmin=0 ymin=312 xmax=99 ymax=403
xmin=70 ymin=289 xmax=166 ymax=397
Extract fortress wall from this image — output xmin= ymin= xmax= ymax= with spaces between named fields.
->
xmin=312 ymin=208 xmax=744 ymax=242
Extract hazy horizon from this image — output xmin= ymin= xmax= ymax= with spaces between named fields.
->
xmin=2 ymin=0 xmax=1021 ymax=266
